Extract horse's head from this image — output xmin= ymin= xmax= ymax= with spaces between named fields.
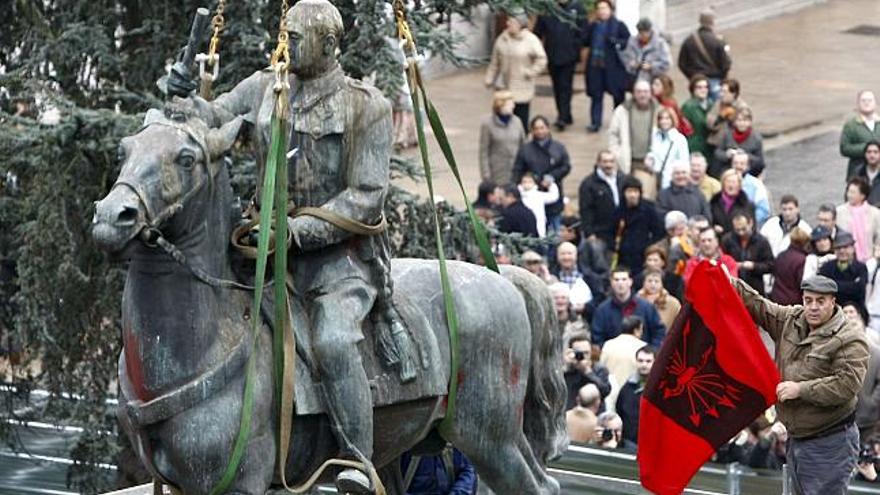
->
xmin=92 ymin=102 xmax=243 ymax=255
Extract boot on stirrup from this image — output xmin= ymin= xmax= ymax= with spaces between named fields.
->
xmin=336 ymin=468 xmax=372 ymax=494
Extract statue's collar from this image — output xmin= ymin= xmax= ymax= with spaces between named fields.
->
xmin=291 ymin=65 xmax=346 ymax=112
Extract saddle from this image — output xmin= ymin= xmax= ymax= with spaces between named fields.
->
xmin=270 ymin=284 xmax=449 ymax=416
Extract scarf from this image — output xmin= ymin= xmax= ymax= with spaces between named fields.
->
xmin=497 ymin=113 xmax=512 ymax=125
xmin=721 ymin=191 xmax=737 ymax=213
xmin=590 ymin=21 xmax=610 ymax=63
xmin=638 ymin=287 xmax=669 ymax=310
xmin=732 ymin=127 xmax=752 ymax=144
xmin=850 ymin=201 xmax=871 ymax=262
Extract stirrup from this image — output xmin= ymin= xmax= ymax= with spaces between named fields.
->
xmin=336 ymin=468 xmax=373 ymax=494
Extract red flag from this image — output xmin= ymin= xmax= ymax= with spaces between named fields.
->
xmin=638 ymin=261 xmax=779 ymax=495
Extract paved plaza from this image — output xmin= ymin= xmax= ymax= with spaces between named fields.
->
xmin=398 ymin=0 xmax=880 ymax=215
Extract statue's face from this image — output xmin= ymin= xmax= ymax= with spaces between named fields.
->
xmin=287 ymin=7 xmax=338 ymax=78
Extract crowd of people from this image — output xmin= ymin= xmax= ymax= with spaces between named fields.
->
xmin=473 ymin=0 xmax=880 ymax=484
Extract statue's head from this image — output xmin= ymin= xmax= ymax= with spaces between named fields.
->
xmin=286 ymin=0 xmax=343 ymax=79
xmin=92 ymin=101 xmax=243 ymax=254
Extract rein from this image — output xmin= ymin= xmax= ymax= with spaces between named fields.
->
xmin=116 ymin=120 xmax=261 ymax=292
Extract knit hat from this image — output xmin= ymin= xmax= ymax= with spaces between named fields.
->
xmin=622 ymin=175 xmax=643 ymax=192
xmin=636 ymin=17 xmax=652 ymax=32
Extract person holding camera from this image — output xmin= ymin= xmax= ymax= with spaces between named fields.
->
xmin=590 ymin=411 xmax=637 ymax=453
xmin=564 ymin=333 xmax=611 ymax=410
xmin=746 ymin=420 xmax=789 ymax=471
xmin=856 ymin=440 xmax=880 ymax=482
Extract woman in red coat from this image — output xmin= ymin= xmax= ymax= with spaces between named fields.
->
xmin=769 ymin=227 xmax=810 ymax=305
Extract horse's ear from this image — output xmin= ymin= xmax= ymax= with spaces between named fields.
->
xmin=143 ymin=108 xmax=164 ymax=127
xmin=206 ymin=117 xmax=245 ymax=160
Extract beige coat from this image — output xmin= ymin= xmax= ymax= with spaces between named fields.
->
xmin=607 ymin=99 xmax=659 ymax=173
xmin=638 ymin=288 xmax=682 ymax=331
xmin=734 ymin=278 xmax=869 ymax=438
xmin=484 ymin=30 xmax=547 ymax=103
xmin=479 ymin=114 xmax=525 ymax=184
xmin=835 ymin=202 xmax=880 ymax=262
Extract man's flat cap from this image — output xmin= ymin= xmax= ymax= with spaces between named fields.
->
xmin=800 ymin=275 xmax=838 ymax=295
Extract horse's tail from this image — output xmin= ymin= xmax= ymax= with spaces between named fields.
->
xmin=501 ymin=266 xmax=569 ymax=463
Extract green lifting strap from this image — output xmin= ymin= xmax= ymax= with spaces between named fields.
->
xmin=403 ymin=54 xmax=499 ymax=439
xmin=208 ymin=87 xmax=290 ymax=495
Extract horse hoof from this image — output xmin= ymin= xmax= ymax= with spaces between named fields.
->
xmin=335 ymin=468 xmax=372 ymax=494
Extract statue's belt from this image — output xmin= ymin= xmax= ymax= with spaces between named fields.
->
xmin=231 ymin=206 xmax=386 ymax=259
xmin=120 ymin=333 xmax=253 ymax=427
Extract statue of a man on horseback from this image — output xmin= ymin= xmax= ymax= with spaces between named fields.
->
xmin=168 ymin=0 xmax=408 ymax=491
xmin=92 ymin=1 xmax=568 ymax=493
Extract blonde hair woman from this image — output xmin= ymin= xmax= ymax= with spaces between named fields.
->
xmin=709 ymin=168 xmax=755 ymax=234
xmin=479 ymin=90 xmax=526 ymax=185
xmin=637 ymin=268 xmax=681 ymax=330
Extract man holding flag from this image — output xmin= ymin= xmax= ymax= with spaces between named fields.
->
xmin=732 ymin=274 xmax=868 ymax=494
xmin=639 ymin=260 xmax=869 ymax=495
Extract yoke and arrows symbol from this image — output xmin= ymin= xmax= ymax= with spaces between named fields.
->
xmin=659 ymin=322 xmax=741 ymax=426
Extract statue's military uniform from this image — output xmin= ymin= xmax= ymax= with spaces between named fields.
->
xmin=195 ymin=64 xmax=392 ymax=464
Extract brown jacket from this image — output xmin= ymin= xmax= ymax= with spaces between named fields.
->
xmin=733 ymin=278 xmax=869 ymax=438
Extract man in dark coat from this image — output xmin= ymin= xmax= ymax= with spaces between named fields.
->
xmin=677 ymin=10 xmax=732 ymax=101
xmin=579 ymin=149 xmax=626 ymax=250
xmin=591 ymin=267 xmax=666 ymax=348
xmin=820 ymin=232 xmax=869 ymax=317
xmin=496 ymin=184 xmax=539 ymax=237
xmin=656 ymin=162 xmax=712 ymax=220
xmin=511 ymin=116 xmax=571 ymax=232
xmin=616 ymin=345 xmax=654 ymax=445
xmin=533 ymin=0 xmax=587 ymax=131
xmin=855 ymin=141 xmax=880 ymax=206
xmin=721 ymin=214 xmax=774 ymax=295
xmin=400 ymin=447 xmax=477 ymax=495
xmin=613 ymin=176 xmax=665 ymax=276
xmin=582 ymin=0 xmax=630 ymax=132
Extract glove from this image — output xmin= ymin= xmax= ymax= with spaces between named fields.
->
xmin=163 ymin=62 xmax=197 ymax=98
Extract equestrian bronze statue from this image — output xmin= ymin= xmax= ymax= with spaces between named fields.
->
xmin=92 ymin=0 xmax=567 ymax=493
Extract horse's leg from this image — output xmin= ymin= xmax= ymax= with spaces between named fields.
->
xmin=447 ymin=356 xmax=558 ymax=494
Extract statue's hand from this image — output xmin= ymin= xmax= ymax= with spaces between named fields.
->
xmin=164 ymin=62 xmax=197 ymax=98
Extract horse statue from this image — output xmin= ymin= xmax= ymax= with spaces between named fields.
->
xmin=92 ymin=102 xmax=567 ymax=494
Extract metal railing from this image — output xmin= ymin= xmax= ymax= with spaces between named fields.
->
xmin=550 ymin=444 xmax=880 ymax=494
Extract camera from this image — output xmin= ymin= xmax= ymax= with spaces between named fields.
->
xmin=574 ymin=350 xmax=586 ymax=361
xmin=601 ymin=428 xmax=614 ymax=442
xmin=860 ymin=445 xmax=877 ymax=464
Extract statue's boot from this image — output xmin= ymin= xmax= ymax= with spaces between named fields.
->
xmin=324 ymin=375 xmax=375 ymax=495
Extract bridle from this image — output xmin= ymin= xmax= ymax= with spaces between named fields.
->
xmin=113 ymin=119 xmax=258 ymax=291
